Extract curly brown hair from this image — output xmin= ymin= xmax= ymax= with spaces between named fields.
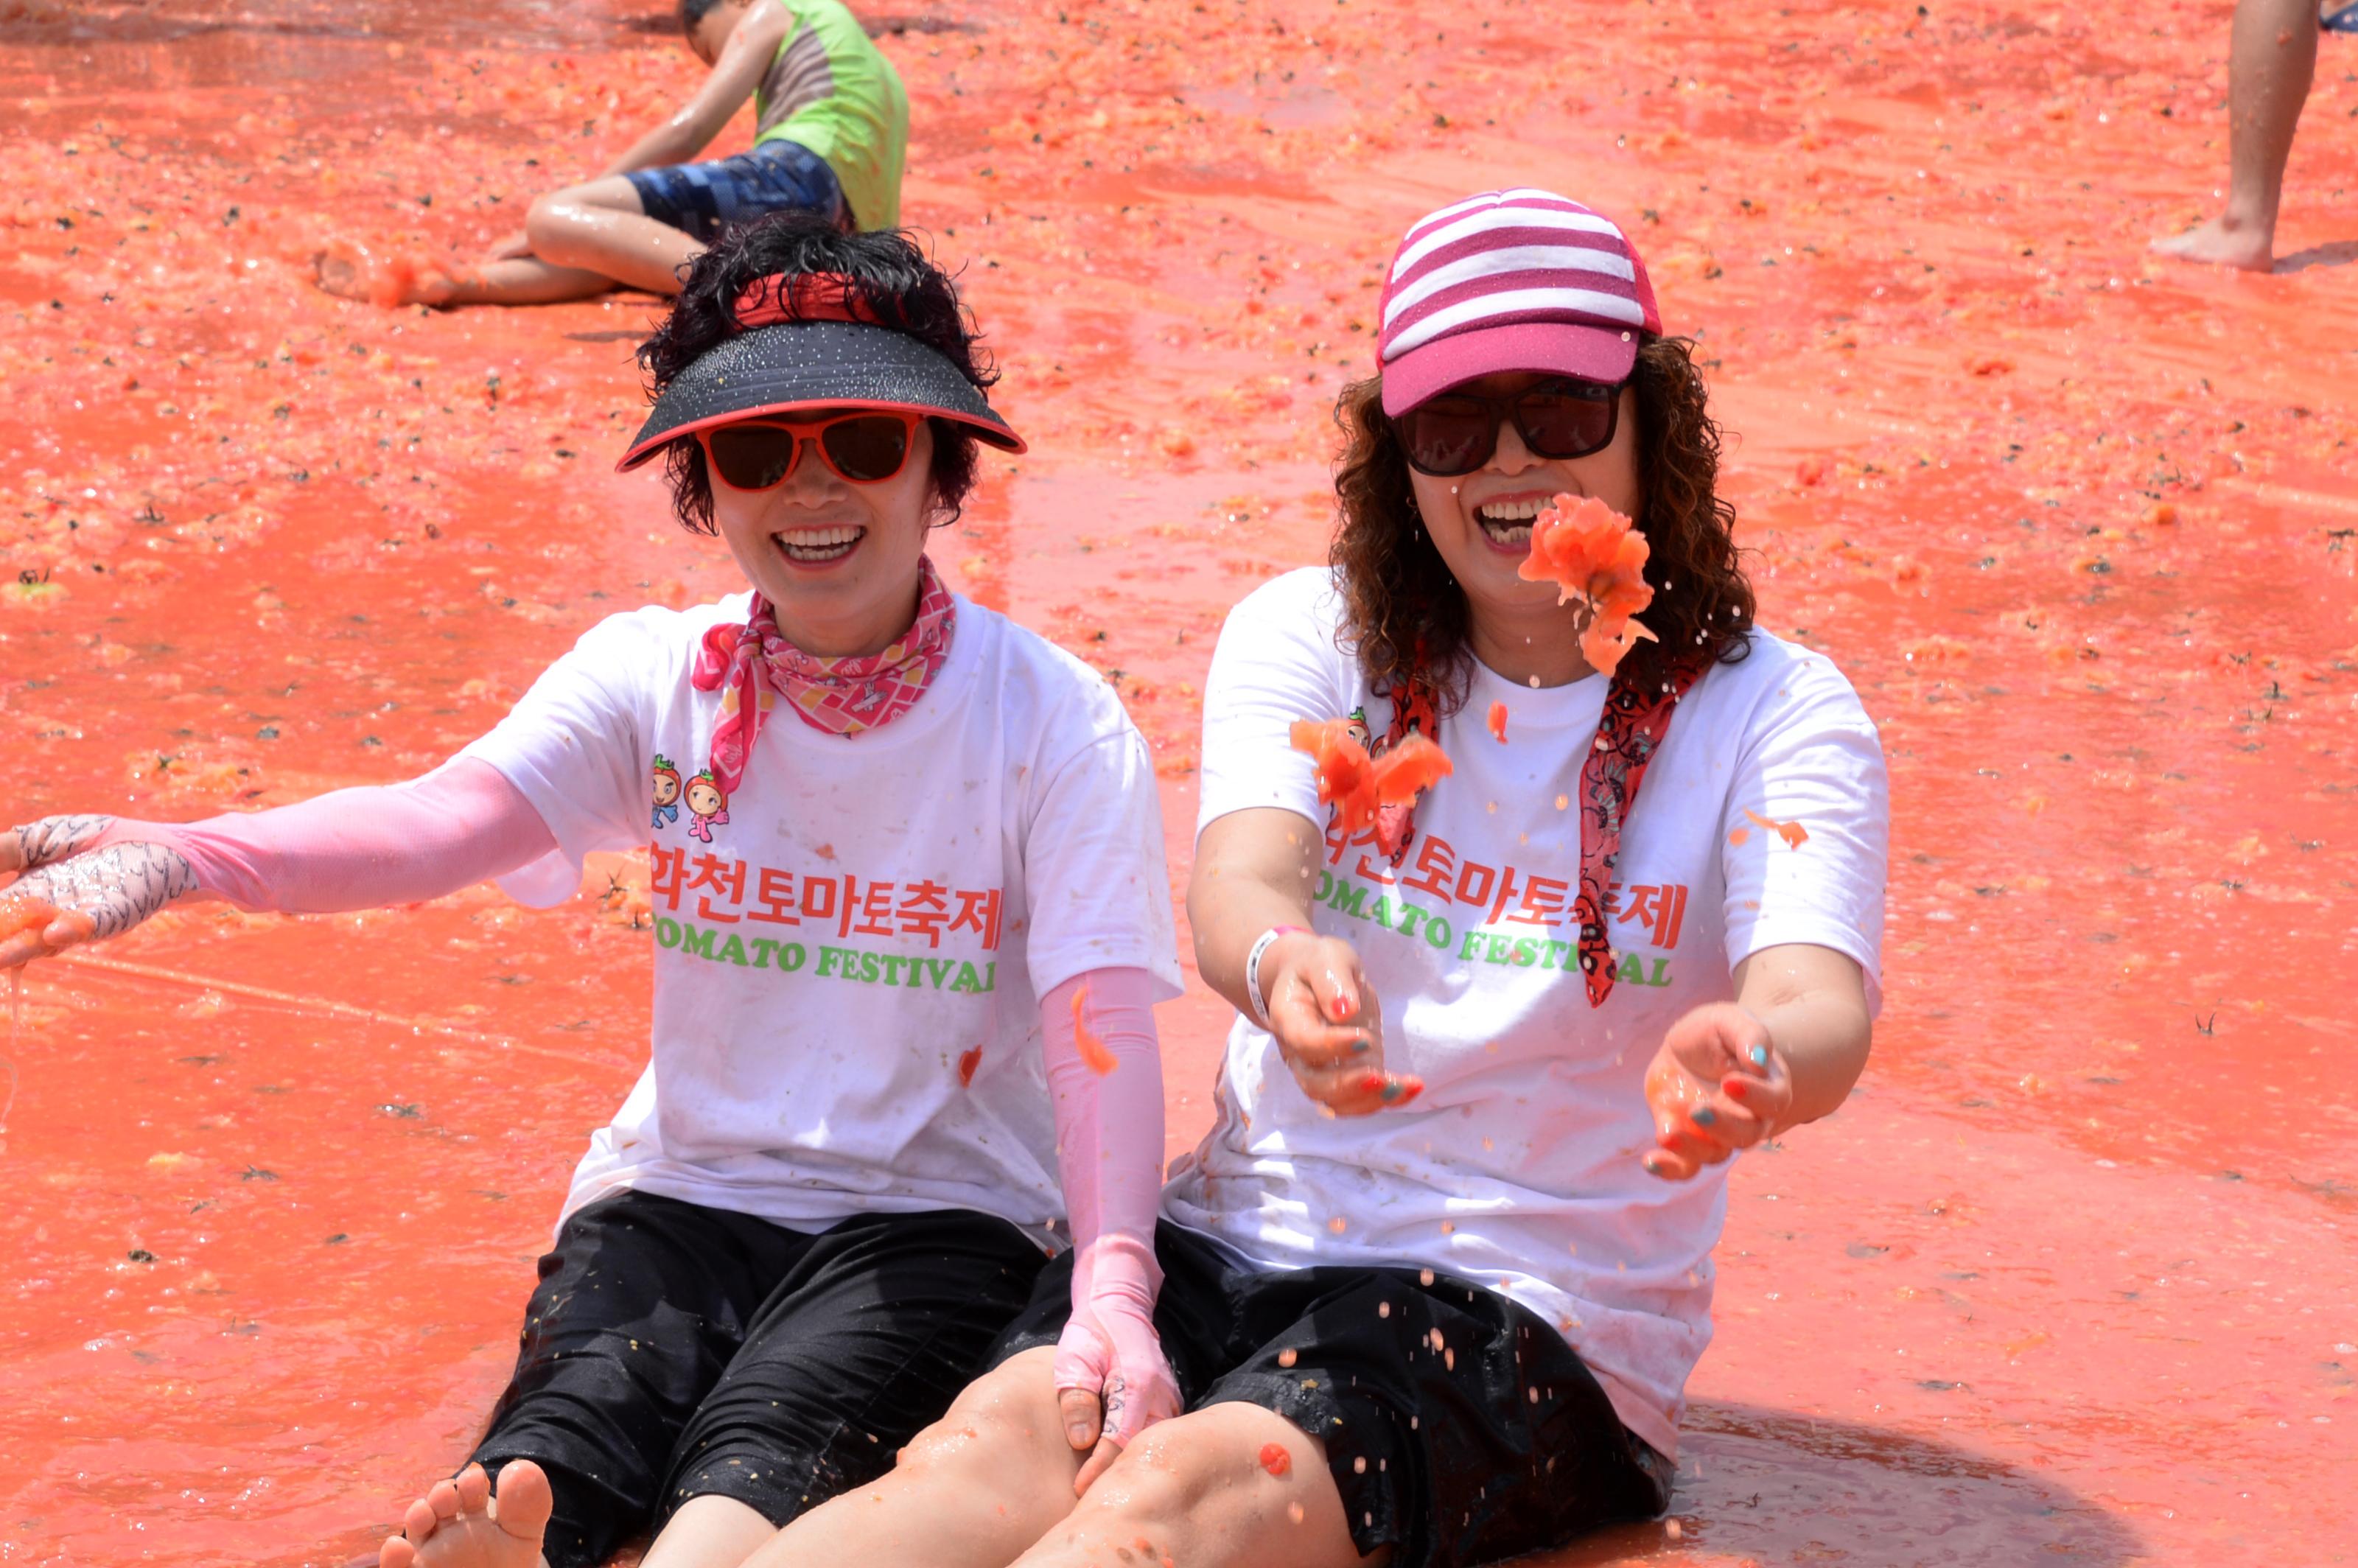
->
xmin=1329 ymin=336 xmax=1755 ymax=710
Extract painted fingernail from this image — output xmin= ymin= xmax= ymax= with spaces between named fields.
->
xmin=1690 ymin=1106 xmax=1717 ymax=1127
xmin=1380 ymin=1079 xmax=1404 ymax=1102
xmin=1351 ymin=1037 xmax=1372 ymax=1054
xmin=1749 ymin=1045 xmax=1770 ymax=1067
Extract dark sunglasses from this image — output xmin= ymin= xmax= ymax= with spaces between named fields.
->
xmin=696 ymin=410 xmax=921 ymax=490
xmin=1393 ymin=378 xmax=1624 ymax=477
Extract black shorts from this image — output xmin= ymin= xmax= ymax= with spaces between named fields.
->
xmin=990 ymin=1221 xmax=1670 ymax=1568
xmin=624 ymin=137 xmax=848 ymax=245
xmin=470 ymin=1191 xmax=1046 ymax=1568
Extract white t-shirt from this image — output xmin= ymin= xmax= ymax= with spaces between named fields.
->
xmin=1163 ymin=567 xmax=1888 ymax=1459
xmin=463 ymin=591 xmax=1182 ymax=1239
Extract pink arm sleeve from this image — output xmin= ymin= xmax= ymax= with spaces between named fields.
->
xmin=102 ymin=757 xmax=559 ymax=914
xmin=1042 ymin=966 xmax=1167 ymax=1268
xmin=1040 ymin=967 xmax=1181 ymax=1446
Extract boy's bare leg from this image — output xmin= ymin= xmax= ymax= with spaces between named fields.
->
xmin=313 ymin=244 xmax=618 ymax=308
xmin=738 ymin=1348 xmax=1089 ymax=1568
xmin=1004 ymin=1403 xmax=1381 ymax=1568
xmin=524 ymin=176 xmax=707 ymax=295
xmin=317 ymin=176 xmax=698 ymax=306
xmin=2154 ymin=0 xmax=2321 ymax=270
xmin=433 ymin=257 xmax=622 ymax=306
xmin=379 ymin=1460 xmax=553 ymax=1568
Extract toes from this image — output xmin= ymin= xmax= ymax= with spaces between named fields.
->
xmin=491 ymin=1460 xmax=556 ymax=1542
xmin=403 ymin=1499 xmax=440 ymax=1543
xmin=454 ymin=1463 xmax=491 ymax=1513
xmin=426 ymin=1478 xmax=463 ymax=1522
xmin=379 ymin=1533 xmax=416 ymax=1568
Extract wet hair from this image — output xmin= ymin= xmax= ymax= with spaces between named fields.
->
xmin=676 ymin=0 xmax=727 ymax=31
xmin=637 ymin=211 xmax=997 ymax=534
xmin=1329 ymin=335 xmax=1755 ymax=712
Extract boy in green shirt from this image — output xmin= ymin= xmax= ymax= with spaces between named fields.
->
xmin=321 ymin=0 xmax=907 ymax=307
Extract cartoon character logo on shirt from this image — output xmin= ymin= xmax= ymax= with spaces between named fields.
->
xmin=684 ymin=768 xmax=729 ymax=844
xmin=651 ymin=755 xmax=683 ymax=830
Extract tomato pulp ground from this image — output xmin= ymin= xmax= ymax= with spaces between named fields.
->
xmin=1 ymin=0 xmax=2354 ymax=1563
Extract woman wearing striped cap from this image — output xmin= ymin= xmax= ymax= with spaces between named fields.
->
xmin=728 ymin=189 xmax=1891 ymax=1568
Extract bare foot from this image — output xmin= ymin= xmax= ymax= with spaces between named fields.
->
xmin=313 ymin=245 xmax=461 ymax=308
xmin=378 ymin=1460 xmax=553 ymax=1568
xmin=2151 ymin=213 xmax=2277 ymax=271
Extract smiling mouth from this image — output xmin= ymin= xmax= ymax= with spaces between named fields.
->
xmin=772 ymin=525 xmax=866 ymax=564
xmin=1471 ymin=494 xmax=1549 ymax=547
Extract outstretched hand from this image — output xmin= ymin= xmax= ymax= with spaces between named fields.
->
xmin=1640 ymin=1001 xmax=1792 ymax=1180
xmin=0 ymin=815 xmax=197 ymax=970
xmin=1259 ymin=932 xmax=1421 ymax=1116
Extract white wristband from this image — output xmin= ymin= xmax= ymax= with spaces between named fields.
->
xmin=1243 ymin=925 xmax=1306 ymax=1026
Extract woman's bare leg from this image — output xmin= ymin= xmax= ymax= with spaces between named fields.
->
xmin=2154 ymin=0 xmax=2321 ymax=270
xmin=638 ymin=1495 xmax=780 ymax=1568
xmin=738 ymin=1348 xmax=1088 ymax=1568
xmin=742 ymin=1348 xmax=1377 ymax=1568
xmin=1007 ymin=1404 xmax=1380 ymax=1568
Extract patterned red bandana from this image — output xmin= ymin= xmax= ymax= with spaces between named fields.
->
xmin=1566 ymin=658 xmax=1704 ymax=1006
xmin=691 ymin=556 xmax=957 ymax=794
xmin=1373 ymin=654 xmax=1704 ymax=1008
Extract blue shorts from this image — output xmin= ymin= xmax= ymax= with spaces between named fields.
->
xmin=626 ymin=138 xmax=848 ymax=244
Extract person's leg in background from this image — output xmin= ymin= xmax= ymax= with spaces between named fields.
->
xmin=506 ymin=176 xmax=707 ymax=296
xmin=319 ymin=141 xmax=844 ymax=309
xmin=2153 ymin=0 xmax=2323 ymax=270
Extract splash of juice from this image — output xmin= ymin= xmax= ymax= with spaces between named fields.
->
xmin=1741 ymin=808 xmax=1810 ymax=848
xmin=1487 ymin=701 xmax=1508 ymax=743
xmin=1514 ymin=494 xmax=1659 ymax=676
xmin=1071 ymin=986 xmax=1118 ymax=1075
xmin=1372 ymin=735 xmax=1452 ymax=802
xmin=1289 ymin=721 xmax=1454 ymax=835
xmin=1290 ymin=718 xmax=1374 ymax=823
xmin=956 ymin=1045 xmax=983 ymax=1087
xmin=1257 ymin=1441 xmax=1292 ymax=1477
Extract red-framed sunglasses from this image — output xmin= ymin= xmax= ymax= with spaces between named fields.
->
xmin=696 ymin=410 xmax=923 ymax=490
xmin=1392 ymin=377 xmax=1624 ymax=477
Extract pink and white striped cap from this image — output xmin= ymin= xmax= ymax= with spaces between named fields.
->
xmin=1376 ymin=189 xmax=1662 ymax=416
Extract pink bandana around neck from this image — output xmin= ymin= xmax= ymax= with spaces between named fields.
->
xmin=690 ymin=557 xmax=957 ymax=793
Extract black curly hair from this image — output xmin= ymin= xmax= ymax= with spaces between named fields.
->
xmin=636 ymin=211 xmax=999 ymax=534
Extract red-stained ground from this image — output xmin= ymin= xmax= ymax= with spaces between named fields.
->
xmin=2 ymin=1 xmax=2354 ymax=1564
